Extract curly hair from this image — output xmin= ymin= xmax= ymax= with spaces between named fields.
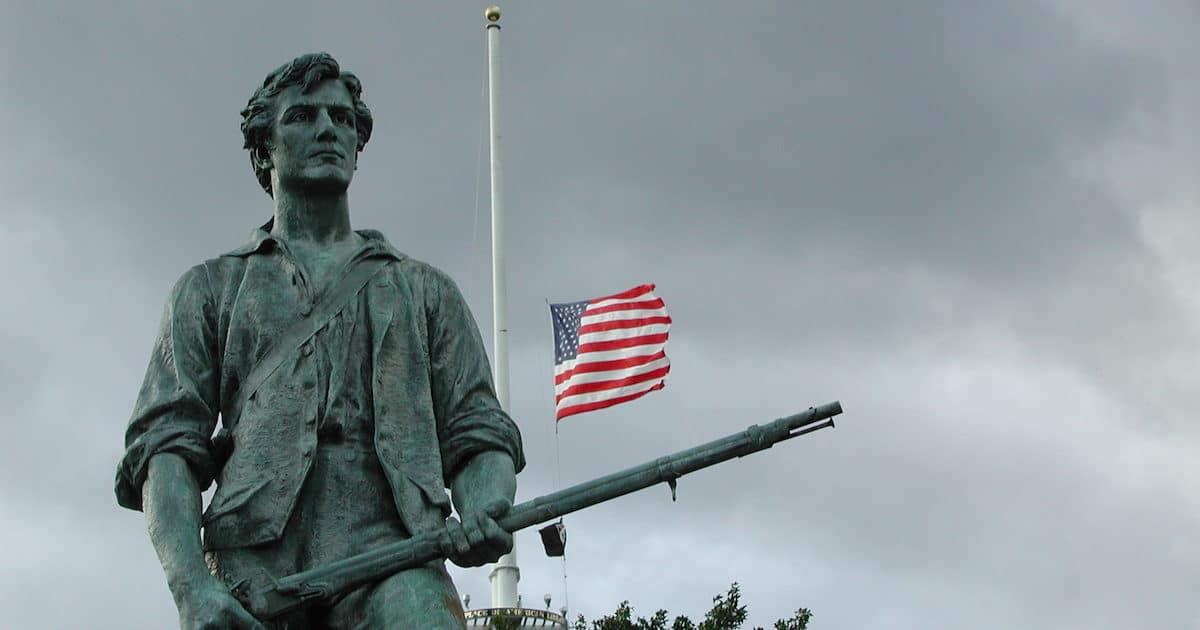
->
xmin=240 ymin=52 xmax=374 ymax=197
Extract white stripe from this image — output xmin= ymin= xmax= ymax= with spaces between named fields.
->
xmin=587 ymin=289 xmax=655 ymax=310
xmin=556 ymin=376 xmax=668 ymax=412
xmin=554 ymin=347 xmax=666 ymax=375
xmin=578 ymin=322 xmax=671 ymax=345
xmin=556 ymin=339 xmax=668 ymax=375
xmin=580 ymin=307 xmax=668 ymax=324
xmin=554 ymin=355 xmax=671 ymax=397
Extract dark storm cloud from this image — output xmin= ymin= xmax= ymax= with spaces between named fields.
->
xmin=505 ymin=2 xmax=1160 ymax=262
xmin=1 ymin=1 xmax=1197 ymax=628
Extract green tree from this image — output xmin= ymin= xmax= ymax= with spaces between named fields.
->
xmin=570 ymin=583 xmax=811 ymax=630
xmin=590 ymin=601 xmax=671 ymax=630
xmin=771 ymin=608 xmax=813 ymax=630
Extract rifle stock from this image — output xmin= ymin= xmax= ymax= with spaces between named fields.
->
xmin=235 ymin=401 xmax=843 ymax=620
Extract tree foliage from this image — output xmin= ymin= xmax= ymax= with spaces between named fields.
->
xmin=568 ymin=583 xmax=811 ymax=630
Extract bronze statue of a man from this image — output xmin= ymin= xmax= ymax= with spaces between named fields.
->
xmin=115 ymin=52 xmax=524 ymax=629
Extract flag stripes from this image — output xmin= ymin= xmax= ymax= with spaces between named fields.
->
xmin=578 ymin=315 xmax=672 ymax=335
xmin=554 ymin=353 xmax=671 ymax=396
xmin=554 ymin=350 xmax=668 ymax=385
xmin=556 ymin=362 xmax=671 ymax=402
xmin=550 ymin=284 xmax=671 ymax=421
xmin=555 ymin=384 xmax=666 ymax=419
xmin=583 ymin=299 xmax=666 ymax=317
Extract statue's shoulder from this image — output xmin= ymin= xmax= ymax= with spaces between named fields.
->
xmin=392 ymin=256 xmax=451 ymax=282
xmin=198 ymin=253 xmax=250 ymax=295
xmin=179 ymin=234 xmax=261 ymax=306
xmin=194 ymin=226 xmax=277 ymax=292
xmin=164 ymin=262 xmax=216 ymax=303
xmin=388 ymin=256 xmax=461 ymax=298
xmin=357 ymin=228 xmax=456 ymax=291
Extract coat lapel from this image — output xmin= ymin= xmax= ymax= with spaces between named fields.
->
xmin=370 ymin=277 xmax=396 ymax=364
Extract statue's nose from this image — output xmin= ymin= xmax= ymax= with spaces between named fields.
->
xmin=314 ymin=110 xmax=338 ymax=140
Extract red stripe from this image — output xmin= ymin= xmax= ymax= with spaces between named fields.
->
xmin=555 ymin=365 xmax=671 ymax=403
xmin=578 ymin=316 xmax=672 ymax=335
xmin=554 ymin=351 xmax=667 ymax=385
xmin=582 ymin=298 xmax=665 ymax=317
xmin=576 ymin=333 xmax=669 ymax=354
xmin=556 ymin=382 xmax=666 ymax=421
xmin=587 ymin=284 xmax=655 ymax=304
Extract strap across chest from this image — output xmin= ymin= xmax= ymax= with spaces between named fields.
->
xmin=225 ymin=256 xmax=391 ymax=427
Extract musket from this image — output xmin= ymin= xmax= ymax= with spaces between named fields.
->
xmin=234 ymin=401 xmax=843 ymax=621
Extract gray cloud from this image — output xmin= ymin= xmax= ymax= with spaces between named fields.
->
xmin=1 ymin=1 xmax=1197 ymax=628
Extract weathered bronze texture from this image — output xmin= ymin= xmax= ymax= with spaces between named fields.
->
xmin=116 ymin=53 xmax=523 ymax=629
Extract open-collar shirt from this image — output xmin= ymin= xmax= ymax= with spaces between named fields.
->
xmin=115 ymin=223 xmax=524 ymax=549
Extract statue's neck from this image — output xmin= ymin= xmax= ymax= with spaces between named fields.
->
xmin=270 ymin=190 xmax=353 ymax=245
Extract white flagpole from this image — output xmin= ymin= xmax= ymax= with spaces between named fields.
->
xmin=484 ymin=4 xmax=521 ymax=610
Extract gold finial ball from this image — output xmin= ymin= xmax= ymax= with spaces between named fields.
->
xmin=484 ymin=6 xmax=501 ymax=22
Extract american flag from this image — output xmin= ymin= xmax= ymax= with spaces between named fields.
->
xmin=550 ymin=284 xmax=672 ymax=421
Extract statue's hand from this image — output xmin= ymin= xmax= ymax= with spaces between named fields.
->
xmin=441 ymin=498 xmax=513 ymax=568
xmin=178 ymin=580 xmax=267 ymax=630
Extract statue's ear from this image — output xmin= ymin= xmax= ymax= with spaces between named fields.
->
xmin=253 ymin=147 xmax=272 ymax=171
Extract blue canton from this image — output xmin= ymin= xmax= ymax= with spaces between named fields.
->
xmin=550 ymin=300 xmax=589 ymax=364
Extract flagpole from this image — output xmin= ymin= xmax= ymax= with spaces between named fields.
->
xmin=484 ymin=4 xmax=521 ymax=610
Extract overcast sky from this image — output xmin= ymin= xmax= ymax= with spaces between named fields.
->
xmin=2 ymin=1 xmax=1198 ymax=628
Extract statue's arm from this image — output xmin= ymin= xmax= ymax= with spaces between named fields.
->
xmin=423 ymin=267 xmax=525 ymax=479
xmin=116 ymin=265 xmax=222 ymax=511
xmin=143 ymin=454 xmax=265 ymax=629
xmin=143 ymin=453 xmax=221 ymax=605
xmin=450 ymin=450 xmax=516 ymax=513
xmin=116 ymin=267 xmax=262 ymax=627
xmin=445 ymin=451 xmax=516 ymax=567
xmin=423 ymin=267 xmax=523 ymax=566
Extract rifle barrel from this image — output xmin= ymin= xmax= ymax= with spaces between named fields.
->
xmin=240 ymin=401 xmax=843 ymax=620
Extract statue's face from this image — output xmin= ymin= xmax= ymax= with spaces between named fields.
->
xmin=266 ymin=79 xmax=359 ymax=195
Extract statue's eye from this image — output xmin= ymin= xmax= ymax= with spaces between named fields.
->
xmin=334 ymin=111 xmax=353 ymax=126
xmin=290 ymin=110 xmax=310 ymax=122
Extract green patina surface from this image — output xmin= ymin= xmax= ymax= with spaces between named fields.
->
xmin=116 ymin=53 xmax=523 ymax=629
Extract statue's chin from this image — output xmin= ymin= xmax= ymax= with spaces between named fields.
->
xmin=304 ymin=179 xmax=352 ymax=195
xmin=281 ymin=174 xmax=353 ymax=197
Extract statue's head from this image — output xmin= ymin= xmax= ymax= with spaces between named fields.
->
xmin=240 ymin=52 xmax=374 ymax=197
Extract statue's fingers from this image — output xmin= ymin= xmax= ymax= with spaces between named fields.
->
xmin=494 ymin=529 xmax=514 ymax=555
xmin=463 ymin=515 xmax=487 ymax=550
xmin=484 ymin=498 xmax=512 ymax=519
xmin=437 ymin=522 xmax=456 ymax=556
xmin=446 ymin=520 xmax=472 ymax=557
xmin=482 ymin=520 xmax=513 ymax=558
xmin=479 ymin=512 xmax=507 ymax=544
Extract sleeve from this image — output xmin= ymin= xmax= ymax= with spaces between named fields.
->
xmin=425 ymin=268 xmax=526 ymax=481
xmin=114 ymin=265 xmax=222 ymax=511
